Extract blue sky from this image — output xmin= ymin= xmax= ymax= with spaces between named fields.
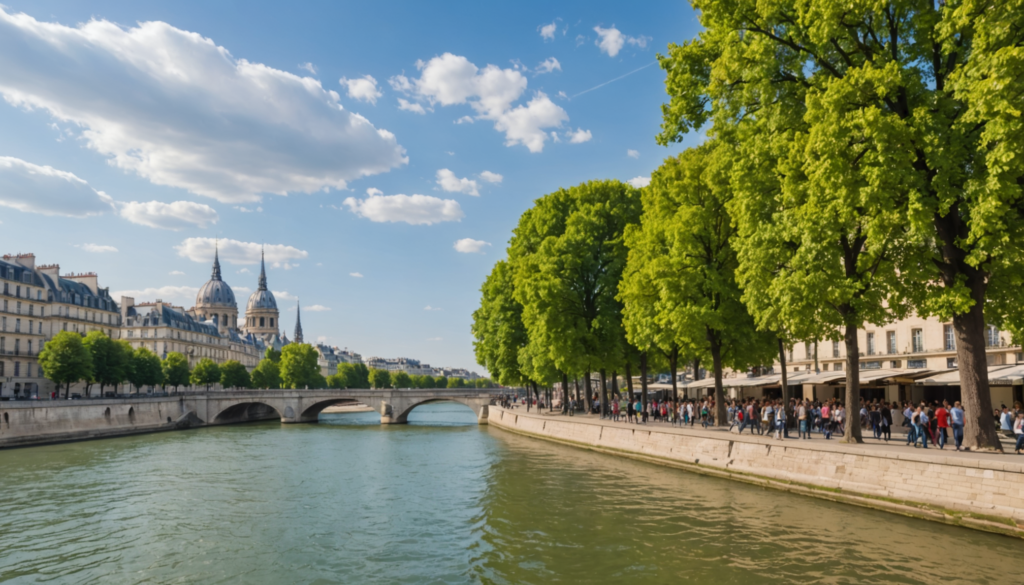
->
xmin=0 ymin=0 xmax=704 ymax=373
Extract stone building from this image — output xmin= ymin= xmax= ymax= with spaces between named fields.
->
xmin=242 ymin=250 xmax=281 ymax=345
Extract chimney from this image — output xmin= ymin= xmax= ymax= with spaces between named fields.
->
xmin=38 ymin=264 xmax=60 ymax=279
xmin=9 ymin=253 xmax=35 ymax=270
xmin=121 ymin=296 xmax=135 ymax=321
xmin=64 ymin=272 xmax=99 ymax=295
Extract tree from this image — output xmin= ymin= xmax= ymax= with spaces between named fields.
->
xmin=513 ymin=180 xmax=642 ymax=417
xmin=310 ymin=372 xmax=328 ymax=389
xmin=326 ymin=373 xmax=346 ymax=389
xmin=279 ymin=344 xmax=320 ymax=389
xmin=475 ymin=378 xmax=492 ymax=388
xmin=369 ymin=368 xmax=391 ymax=389
xmin=656 ymin=1 xmax=1016 ymax=441
xmin=338 ymin=362 xmax=370 ymax=389
xmin=392 ymin=371 xmax=411 ymax=388
xmin=264 ymin=347 xmax=281 ymax=363
xmin=129 ymin=347 xmax=164 ymax=393
xmin=83 ymin=330 xmax=126 ymax=397
xmin=191 ymin=357 xmax=221 ymax=392
xmin=114 ymin=340 xmax=135 ymax=395
xmin=220 ymin=360 xmax=251 ymax=390
xmin=162 ymin=352 xmax=191 ymax=392
xmin=433 ymin=375 xmax=447 ymax=388
xmin=251 ymin=357 xmax=281 ymax=389
xmin=447 ymin=377 xmax=465 ymax=388
xmin=39 ymin=331 xmax=93 ymax=398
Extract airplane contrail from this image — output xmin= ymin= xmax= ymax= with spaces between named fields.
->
xmin=570 ymin=61 xmax=659 ymax=99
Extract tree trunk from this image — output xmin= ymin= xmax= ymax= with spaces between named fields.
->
xmin=669 ymin=347 xmax=678 ymax=405
xmin=691 ymin=357 xmax=702 ymax=399
xmin=953 ymin=294 xmax=1003 ymax=451
xmin=561 ymin=372 xmax=569 ymax=414
xmin=600 ymin=369 xmax=608 ymax=418
xmin=710 ymin=335 xmax=727 ymax=426
xmin=584 ymin=369 xmax=593 ymax=414
xmin=611 ymin=370 xmax=619 ymax=400
xmin=625 ymin=361 xmax=634 ymax=400
xmin=640 ymin=352 xmax=649 ymax=412
xmin=574 ymin=377 xmax=580 ymax=410
xmin=778 ymin=337 xmax=790 ymax=411
xmin=842 ymin=322 xmax=864 ymax=443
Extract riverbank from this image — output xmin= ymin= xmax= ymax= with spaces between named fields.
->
xmin=489 ymin=406 xmax=1024 ymax=539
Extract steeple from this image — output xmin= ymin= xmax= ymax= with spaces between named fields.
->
xmin=257 ymin=248 xmax=267 ymax=291
xmin=294 ymin=300 xmax=304 ymax=344
xmin=211 ymin=241 xmax=222 ymax=281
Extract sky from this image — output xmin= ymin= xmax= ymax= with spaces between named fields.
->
xmin=0 ymin=0 xmax=706 ymax=374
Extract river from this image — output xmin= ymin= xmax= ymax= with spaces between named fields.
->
xmin=0 ymin=403 xmax=1020 ymax=584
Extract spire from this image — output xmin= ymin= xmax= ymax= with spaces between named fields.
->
xmin=211 ymin=241 xmax=222 ymax=281
xmin=294 ymin=301 xmax=304 ymax=344
xmin=257 ymin=247 xmax=268 ymax=291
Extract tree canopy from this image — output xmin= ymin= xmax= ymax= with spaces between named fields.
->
xmin=39 ymin=331 xmax=93 ymax=398
xmin=83 ymin=331 xmax=126 ymax=396
xmin=251 ymin=357 xmax=281 ymax=389
xmin=391 ymin=371 xmax=412 ymax=388
xmin=369 ymin=368 xmax=391 ymax=389
xmin=128 ymin=347 xmax=163 ymax=393
xmin=279 ymin=344 xmax=320 ymax=389
xmin=162 ymin=352 xmax=191 ymax=392
xmin=191 ymin=358 xmax=221 ymax=391
xmin=220 ymin=360 xmax=251 ymax=390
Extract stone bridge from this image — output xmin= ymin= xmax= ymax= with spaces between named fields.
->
xmin=182 ymin=388 xmax=497 ymax=426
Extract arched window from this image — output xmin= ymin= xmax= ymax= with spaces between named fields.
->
xmin=260 ymin=317 xmax=265 ymax=327
xmin=270 ymin=318 xmax=274 ymax=327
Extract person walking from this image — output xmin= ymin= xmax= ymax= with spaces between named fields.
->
xmin=880 ymin=402 xmax=892 ymax=442
xmin=914 ymin=407 xmax=929 ymax=449
xmin=935 ymin=401 xmax=951 ymax=450
xmin=1014 ymin=413 xmax=1024 ymax=454
xmin=950 ymin=401 xmax=965 ymax=451
xmin=797 ymin=400 xmax=810 ymax=439
xmin=821 ymin=402 xmax=832 ymax=440
xmin=774 ymin=400 xmax=787 ymax=440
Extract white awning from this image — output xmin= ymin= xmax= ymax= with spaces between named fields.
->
xmin=916 ymin=365 xmax=1016 ymax=386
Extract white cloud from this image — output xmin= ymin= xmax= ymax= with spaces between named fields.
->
xmin=454 ymin=115 xmax=474 ymax=124
xmin=343 ymin=192 xmax=463 ymax=225
xmin=234 ymin=286 xmax=251 ymax=295
xmin=424 ymin=305 xmax=442 ymax=311
xmin=0 ymin=156 xmax=114 ymax=217
xmin=119 ymin=200 xmax=218 ymax=230
xmin=174 ymin=237 xmax=308 ymax=265
xmin=0 ymin=9 xmax=406 ymax=203
xmin=391 ymin=53 xmax=568 ymax=152
xmin=238 ymin=268 xmax=251 ymax=274
xmin=274 ymin=290 xmax=298 ymax=301
xmin=170 ymin=270 xmax=185 ymax=276
xmin=593 ymin=26 xmax=651 ymax=57
xmin=567 ymin=128 xmax=593 ymax=143
xmin=454 ymin=238 xmax=491 ymax=254
xmin=536 ymin=57 xmax=561 ymax=74
xmin=305 ymin=304 xmax=330 ymax=312
xmin=397 ymin=98 xmax=426 ymax=114
xmin=76 ymin=243 xmax=118 ymax=253
xmin=340 ymin=75 xmax=383 ymax=104
xmin=235 ymin=205 xmax=262 ymax=213
xmin=479 ymin=171 xmax=503 ymax=183
xmin=349 ymin=272 xmax=364 ymax=278
xmin=557 ymin=90 xmax=568 ymax=99
xmin=627 ymin=149 xmax=640 ymax=159
xmin=539 ymin=22 xmax=557 ymax=41
xmin=628 ymin=176 xmax=651 ymax=188
xmin=111 ymin=285 xmax=198 ymax=304
xmin=436 ymin=168 xmax=479 ymax=196
xmin=317 ymin=335 xmax=329 ymax=343
xmin=299 ymin=62 xmax=317 ymax=74
xmin=426 ymin=337 xmax=443 ymax=341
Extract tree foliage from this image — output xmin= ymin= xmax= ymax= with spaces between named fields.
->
xmin=83 ymin=330 xmax=126 ymax=396
xmin=129 ymin=347 xmax=164 ymax=393
xmin=191 ymin=357 xmax=221 ymax=391
xmin=391 ymin=371 xmax=412 ymax=388
xmin=251 ymin=358 xmax=281 ymax=389
xmin=220 ymin=360 xmax=251 ymax=389
xmin=337 ymin=362 xmax=371 ymax=388
xmin=280 ymin=344 xmax=320 ymax=389
xmin=39 ymin=331 xmax=93 ymax=398
xmin=369 ymin=368 xmax=391 ymax=389
xmin=162 ymin=352 xmax=191 ymax=392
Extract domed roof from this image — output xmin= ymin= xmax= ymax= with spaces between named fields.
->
xmin=195 ymin=248 xmax=237 ymax=309
xmin=246 ymin=250 xmax=277 ymax=311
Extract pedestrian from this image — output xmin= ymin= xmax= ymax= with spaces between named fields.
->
xmin=880 ymin=402 xmax=892 ymax=442
xmin=821 ymin=402 xmax=832 ymax=440
xmin=1014 ymin=413 xmax=1024 ymax=454
xmin=950 ymin=401 xmax=965 ymax=451
xmin=914 ymin=407 xmax=929 ymax=449
xmin=798 ymin=400 xmax=810 ymax=439
xmin=1000 ymin=406 xmax=1014 ymax=438
xmin=869 ymin=405 xmax=882 ymax=440
xmin=935 ymin=401 xmax=951 ymax=450
xmin=774 ymin=400 xmax=787 ymax=440
xmin=612 ymin=397 xmax=620 ymax=422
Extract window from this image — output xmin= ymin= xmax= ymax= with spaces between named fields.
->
xmin=947 ymin=357 xmax=958 ymax=369
xmin=127 ymin=330 xmax=134 ymax=338
xmin=0 ymin=337 xmax=4 ymax=352
xmin=908 ymin=359 xmax=927 ymax=369
xmin=986 ymin=325 xmax=1000 ymax=347
xmin=1 ymin=317 xmax=4 ymax=331
xmin=834 ymin=362 xmax=843 ymax=371
xmin=27 ymin=340 xmax=31 ymax=354
xmin=862 ymin=360 xmax=882 ymax=370
xmin=260 ymin=317 xmax=265 ymax=327
xmin=911 ymin=329 xmax=923 ymax=353
xmin=887 ymin=331 xmax=896 ymax=354
xmin=26 ymin=363 xmax=31 ymax=377
xmin=28 ymin=304 xmax=33 ymax=316
xmin=270 ymin=318 xmax=274 ymax=328
xmin=14 ymin=339 xmax=19 ymax=354
xmin=37 ymin=322 xmax=41 ymax=334
xmin=867 ymin=332 xmax=875 ymax=355
xmin=14 ymin=361 xmax=19 ymax=376
xmin=14 ymin=319 xmax=20 ymax=333
xmin=16 ymin=301 xmax=21 ymax=314
xmin=890 ymin=360 xmax=902 ymax=369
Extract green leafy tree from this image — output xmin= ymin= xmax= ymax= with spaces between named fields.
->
xmin=369 ymin=368 xmax=391 ymax=389
xmin=220 ymin=360 xmax=251 ymax=389
xmin=447 ymin=377 xmax=465 ymax=388
xmin=114 ymin=340 xmax=135 ymax=395
xmin=129 ymin=347 xmax=164 ymax=393
xmin=433 ymin=375 xmax=447 ymax=388
xmin=392 ymin=371 xmax=412 ymax=388
xmin=310 ymin=372 xmax=328 ymax=389
xmin=656 ymin=0 xmax=1024 ymax=443
xmin=475 ymin=378 xmax=492 ymax=388
xmin=83 ymin=330 xmax=126 ymax=397
xmin=251 ymin=358 xmax=281 ymax=389
xmin=326 ymin=373 xmax=345 ymax=389
xmin=337 ymin=362 xmax=371 ymax=388
xmin=279 ymin=344 xmax=320 ymax=389
xmin=162 ymin=352 xmax=191 ymax=392
xmin=265 ymin=347 xmax=281 ymax=363
xmin=191 ymin=357 xmax=221 ymax=392
xmin=512 ymin=180 xmax=642 ymax=415
xmin=39 ymin=331 xmax=93 ymax=398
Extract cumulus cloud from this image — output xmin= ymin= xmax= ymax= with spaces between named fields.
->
xmin=424 ymin=305 xmax=442 ymax=311
xmin=539 ymin=22 xmax=558 ymax=41
xmin=628 ymin=176 xmax=651 ymax=188
xmin=340 ymin=75 xmax=383 ymax=104
xmin=299 ymin=62 xmax=317 ymax=74
xmin=343 ymin=192 xmax=463 ymax=225
xmin=305 ymin=304 xmax=330 ymax=312
xmin=454 ymin=238 xmax=491 ymax=253
xmin=169 ymin=271 xmax=185 ymax=276
xmin=0 ymin=156 xmax=114 ymax=217
xmin=273 ymin=290 xmax=298 ymax=301
xmin=76 ymin=243 xmax=118 ymax=253
xmin=436 ymin=168 xmax=479 ymax=196
xmin=567 ymin=128 xmax=593 ymax=143
xmin=593 ymin=26 xmax=651 ymax=57
xmin=238 ymin=268 xmax=251 ymax=274
xmin=349 ymin=272 xmax=364 ymax=278
xmin=536 ymin=57 xmax=561 ymax=74
xmin=0 ymin=8 xmax=406 ymax=203
xmin=397 ymin=98 xmax=426 ymax=114
xmin=479 ymin=171 xmax=503 ymax=183
xmin=119 ymin=200 xmax=218 ymax=230
xmin=111 ymin=285 xmax=199 ymax=304
xmin=235 ymin=206 xmax=262 ymax=213
xmin=390 ymin=53 xmax=569 ymax=152
xmin=174 ymin=237 xmax=308 ymax=265
xmin=627 ymin=149 xmax=640 ymax=159
xmin=454 ymin=115 xmax=474 ymax=124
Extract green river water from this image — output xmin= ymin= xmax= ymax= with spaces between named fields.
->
xmin=0 ymin=403 xmax=1021 ymax=584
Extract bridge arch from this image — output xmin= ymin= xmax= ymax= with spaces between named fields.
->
xmin=391 ymin=397 xmax=489 ymax=425
xmin=296 ymin=399 xmax=368 ymax=423
xmin=213 ymin=402 xmax=282 ymax=424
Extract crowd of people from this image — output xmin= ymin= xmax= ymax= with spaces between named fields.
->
xmin=501 ymin=391 xmax=1024 ymax=453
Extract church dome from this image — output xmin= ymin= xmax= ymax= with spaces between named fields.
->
xmin=195 ymin=248 xmax=237 ymax=309
xmin=247 ymin=288 xmax=277 ymax=311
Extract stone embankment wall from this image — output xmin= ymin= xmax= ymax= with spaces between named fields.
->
xmin=0 ymin=397 xmax=192 ymax=448
xmin=490 ymin=407 xmax=1024 ymax=539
